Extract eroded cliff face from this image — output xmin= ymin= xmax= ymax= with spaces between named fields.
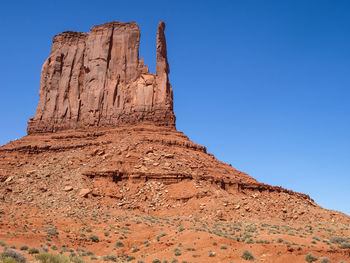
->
xmin=27 ymin=21 xmax=175 ymax=134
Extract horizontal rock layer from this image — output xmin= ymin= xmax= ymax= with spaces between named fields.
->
xmin=27 ymin=21 xmax=175 ymax=134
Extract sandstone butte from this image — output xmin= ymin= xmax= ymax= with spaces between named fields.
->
xmin=27 ymin=21 xmax=175 ymax=134
xmin=0 ymin=21 xmax=349 ymax=263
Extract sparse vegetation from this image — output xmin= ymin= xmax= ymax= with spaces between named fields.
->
xmin=35 ymin=253 xmax=69 ymax=263
xmin=1 ymin=248 xmax=26 ymax=263
xmin=173 ymin=248 xmax=182 ymax=256
xmin=241 ymin=250 xmax=254 ymax=261
xmin=115 ymin=241 xmax=124 ymax=248
xmin=339 ymin=242 xmax=350 ymax=249
xmin=89 ymin=235 xmax=99 ymax=242
xmin=28 ymin=248 xmax=40 ymax=255
xmin=102 ymin=255 xmax=117 ymax=262
xmin=319 ymin=257 xmax=330 ymax=263
xmin=305 ymin=253 xmax=318 ymax=262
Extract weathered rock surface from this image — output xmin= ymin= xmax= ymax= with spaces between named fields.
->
xmin=27 ymin=21 xmax=175 ymax=134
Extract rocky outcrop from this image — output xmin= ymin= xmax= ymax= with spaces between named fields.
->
xmin=27 ymin=21 xmax=175 ymax=134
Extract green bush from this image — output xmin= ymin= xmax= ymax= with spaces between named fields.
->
xmin=69 ymin=256 xmax=85 ymax=263
xmin=319 ymin=257 xmax=330 ymax=263
xmin=339 ymin=242 xmax=350 ymax=249
xmin=156 ymin=233 xmax=167 ymax=241
xmin=0 ymin=242 xmax=7 ymax=247
xmin=114 ymin=242 xmax=124 ymax=248
xmin=89 ymin=236 xmax=99 ymax=242
xmin=1 ymin=248 xmax=26 ymax=263
xmin=330 ymin=237 xmax=346 ymax=244
xmin=305 ymin=253 xmax=318 ymax=262
xmin=28 ymin=248 xmax=40 ymax=255
xmin=126 ymin=256 xmax=135 ymax=262
xmin=173 ymin=248 xmax=182 ymax=256
xmin=1 ymin=257 xmax=18 ymax=263
xmin=102 ymin=255 xmax=117 ymax=262
xmin=241 ymin=250 xmax=254 ymax=261
xmin=45 ymin=228 xmax=58 ymax=237
xmin=312 ymin=236 xmax=320 ymax=241
xmin=35 ymin=253 xmax=70 ymax=263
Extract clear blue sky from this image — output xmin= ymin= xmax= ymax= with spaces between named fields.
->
xmin=0 ymin=0 xmax=349 ymax=215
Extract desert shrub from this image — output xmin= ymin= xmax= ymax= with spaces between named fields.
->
xmin=114 ymin=242 xmax=124 ymax=248
xmin=186 ymin=248 xmax=195 ymax=251
xmin=152 ymin=260 xmax=161 ymax=263
xmin=126 ymin=256 xmax=135 ymax=261
xmin=220 ymin=245 xmax=227 ymax=250
xmin=1 ymin=248 xmax=26 ymax=263
xmin=339 ymin=242 xmax=350 ymax=249
xmin=51 ymin=245 xmax=58 ymax=251
xmin=131 ymin=246 xmax=139 ymax=253
xmin=319 ymin=257 xmax=330 ymax=263
xmin=35 ymin=253 xmax=70 ymax=263
xmin=28 ymin=248 xmax=40 ymax=255
xmin=174 ymin=248 xmax=182 ymax=256
xmin=277 ymin=238 xmax=284 ymax=243
xmin=0 ymin=242 xmax=7 ymax=247
xmin=2 ymin=257 xmax=19 ymax=263
xmin=178 ymin=226 xmax=185 ymax=232
xmin=208 ymin=251 xmax=216 ymax=257
xmin=241 ymin=250 xmax=254 ymax=261
xmin=330 ymin=237 xmax=346 ymax=244
xmin=19 ymin=246 xmax=28 ymax=251
xmin=305 ymin=253 xmax=318 ymax=262
xmin=89 ymin=236 xmax=99 ymax=242
xmin=102 ymin=255 xmax=117 ymax=262
xmin=69 ymin=256 xmax=85 ymax=263
xmin=41 ymin=245 xmax=49 ymax=253
xmin=45 ymin=228 xmax=58 ymax=237
xmin=156 ymin=233 xmax=167 ymax=241
xmin=312 ymin=236 xmax=320 ymax=241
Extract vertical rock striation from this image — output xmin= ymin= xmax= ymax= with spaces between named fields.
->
xmin=27 ymin=21 xmax=175 ymax=134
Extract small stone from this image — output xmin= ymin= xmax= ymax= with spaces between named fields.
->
xmin=5 ymin=176 xmax=13 ymax=183
xmin=78 ymin=188 xmax=91 ymax=198
xmin=63 ymin=186 xmax=73 ymax=192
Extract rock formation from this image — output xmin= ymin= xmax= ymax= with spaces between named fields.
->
xmin=1 ymin=20 xmax=350 ymax=263
xmin=27 ymin=21 xmax=175 ymax=134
